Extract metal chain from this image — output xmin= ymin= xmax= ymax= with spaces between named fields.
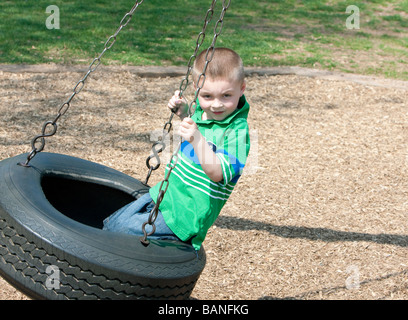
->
xmin=178 ymin=0 xmax=217 ymax=98
xmin=187 ymin=0 xmax=231 ymax=117
xmin=19 ymin=1 xmax=145 ymax=167
xmin=143 ymin=0 xmax=218 ymax=185
xmin=140 ymin=0 xmax=231 ymax=246
xmin=142 ymin=113 xmax=174 ymax=185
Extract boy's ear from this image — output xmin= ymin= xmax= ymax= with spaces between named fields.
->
xmin=240 ymin=81 xmax=246 ymax=96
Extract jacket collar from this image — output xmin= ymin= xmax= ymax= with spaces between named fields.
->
xmin=192 ymin=95 xmax=249 ymax=125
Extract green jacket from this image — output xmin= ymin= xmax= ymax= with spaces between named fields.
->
xmin=149 ymin=95 xmax=250 ymax=250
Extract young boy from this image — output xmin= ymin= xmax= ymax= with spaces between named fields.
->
xmin=103 ymin=48 xmax=250 ymax=251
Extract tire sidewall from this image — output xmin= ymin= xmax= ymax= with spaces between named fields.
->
xmin=0 ymin=153 xmax=205 ymax=299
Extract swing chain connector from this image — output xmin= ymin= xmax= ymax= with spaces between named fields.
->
xmin=143 ymin=112 xmax=174 ymax=186
xmin=140 ymin=148 xmax=180 ymax=246
xmin=22 ymin=1 xmax=145 ymax=167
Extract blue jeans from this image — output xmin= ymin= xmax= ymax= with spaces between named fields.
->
xmin=102 ymin=192 xmax=179 ymax=241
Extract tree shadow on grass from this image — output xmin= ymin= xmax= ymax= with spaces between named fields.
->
xmin=215 ymin=215 xmax=408 ymax=247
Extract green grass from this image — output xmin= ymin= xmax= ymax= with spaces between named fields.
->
xmin=1 ymin=0 xmax=408 ymax=80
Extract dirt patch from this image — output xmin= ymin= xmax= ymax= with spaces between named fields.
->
xmin=0 ymin=66 xmax=407 ymax=299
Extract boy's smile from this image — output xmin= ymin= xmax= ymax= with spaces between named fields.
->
xmin=197 ymin=78 xmax=246 ymax=121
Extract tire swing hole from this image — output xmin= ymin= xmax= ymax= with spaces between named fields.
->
xmin=41 ymin=175 xmax=136 ymax=229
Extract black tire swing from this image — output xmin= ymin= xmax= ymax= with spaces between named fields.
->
xmin=0 ymin=1 xmax=230 ymax=300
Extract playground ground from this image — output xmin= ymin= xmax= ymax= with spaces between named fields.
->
xmin=0 ymin=65 xmax=407 ymax=299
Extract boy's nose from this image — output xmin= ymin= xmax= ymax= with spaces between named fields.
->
xmin=211 ymin=100 xmax=224 ymax=108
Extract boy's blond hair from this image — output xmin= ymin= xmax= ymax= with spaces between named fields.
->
xmin=192 ymin=47 xmax=245 ymax=85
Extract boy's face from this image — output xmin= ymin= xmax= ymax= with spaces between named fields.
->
xmin=197 ymin=78 xmax=246 ymax=121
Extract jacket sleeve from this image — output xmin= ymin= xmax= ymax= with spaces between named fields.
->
xmin=215 ymin=119 xmax=250 ymax=186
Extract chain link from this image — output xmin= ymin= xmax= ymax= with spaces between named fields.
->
xmin=140 ymin=0 xmax=231 ymax=245
xmin=19 ymin=1 xmax=145 ymax=167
